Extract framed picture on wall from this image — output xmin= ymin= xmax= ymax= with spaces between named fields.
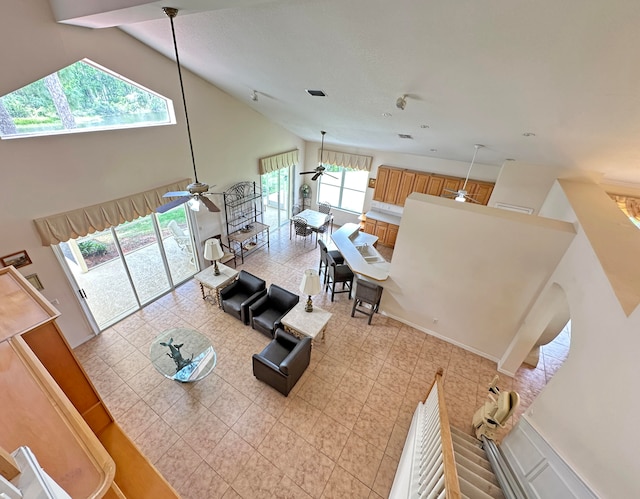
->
xmin=25 ymin=273 xmax=44 ymax=291
xmin=1 ymin=250 xmax=32 ymax=269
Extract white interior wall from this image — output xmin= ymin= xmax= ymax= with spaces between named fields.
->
xmin=524 ymin=224 xmax=640 ymax=497
xmin=0 ymin=2 xmax=303 ymax=347
xmin=380 ymin=193 xmax=575 ymax=360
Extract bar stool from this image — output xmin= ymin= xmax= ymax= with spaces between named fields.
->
xmin=351 ymin=277 xmax=383 ymax=324
xmin=325 ymin=253 xmax=353 ymax=301
xmin=318 ymin=239 xmax=344 ymax=285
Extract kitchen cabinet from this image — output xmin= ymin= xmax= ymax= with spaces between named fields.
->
xmin=425 ymin=175 xmax=446 ymax=196
xmin=396 ymin=171 xmax=417 ymax=206
xmin=386 ymin=224 xmax=399 ymax=247
xmin=463 ymin=180 xmax=494 ymax=205
xmin=364 ymin=219 xmax=377 ymax=235
xmin=372 ymin=166 xmax=494 ymax=207
xmin=414 ymin=173 xmax=432 ymax=194
xmin=372 ymin=166 xmax=391 ymax=201
xmin=363 ymin=218 xmax=400 ymax=248
xmin=383 ymin=168 xmax=404 ymax=204
xmin=441 ymin=177 xmax=463 ymax=197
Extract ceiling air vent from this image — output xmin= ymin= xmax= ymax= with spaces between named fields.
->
xmin=398 ymin=133 xmax=413 ymax=139
xmin=305 ymin=89 xmax=326 ymax=97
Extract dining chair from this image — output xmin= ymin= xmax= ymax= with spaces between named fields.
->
xmin=292 ymin=216 xmax=313 ymax=245
xmin=318 ymin=201 xmax=331 ymax=214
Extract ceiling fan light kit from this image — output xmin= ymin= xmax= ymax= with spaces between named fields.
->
xmin=156 ymin=7 xmax=220 ymax=214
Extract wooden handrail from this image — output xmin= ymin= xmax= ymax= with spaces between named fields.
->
xmin=435 ymin=369 xmax=462 ymax=499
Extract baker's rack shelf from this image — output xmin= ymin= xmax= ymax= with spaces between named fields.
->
xmin=223 ymin=181 xmax=269 ymax=264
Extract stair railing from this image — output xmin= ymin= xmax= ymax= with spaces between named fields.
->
xmin=389 ymin=368 xmax=461 ymax=499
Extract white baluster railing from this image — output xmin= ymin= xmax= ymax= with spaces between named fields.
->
xmin=389 ymin=369 xmax=461 ymax=499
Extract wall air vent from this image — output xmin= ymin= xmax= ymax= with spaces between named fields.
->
xmin=305 ymin=89 xmax=326 ymax=97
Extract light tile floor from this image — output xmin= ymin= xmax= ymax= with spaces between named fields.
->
xmin=74 ymin=227 xmax=569 ymax=499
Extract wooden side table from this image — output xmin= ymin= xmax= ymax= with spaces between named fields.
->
xmin=280 ymin=302 xmax=332 ymax=345
xmin=193 ymin=263 xmax=239 ymax=307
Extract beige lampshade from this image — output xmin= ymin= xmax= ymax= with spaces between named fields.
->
xmin=299 ymin=269 xmax=321 ymax=296
xmin=204 ymin=238 xmax=224 ymax=261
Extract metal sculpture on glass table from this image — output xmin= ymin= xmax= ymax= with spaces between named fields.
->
xmin=160 ymin=337 xmax=193 ymax=372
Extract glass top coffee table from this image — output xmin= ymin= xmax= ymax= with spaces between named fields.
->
xmin=150 ymin=328 xmax=216 ymax=382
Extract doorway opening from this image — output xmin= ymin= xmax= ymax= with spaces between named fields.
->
xmin=54 ymin=204 xmax=198 ymax=331
xmin=261 ymin=167 xmax=291 ymax=229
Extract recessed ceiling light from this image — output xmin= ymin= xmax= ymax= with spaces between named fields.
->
xmin=420 ymin=124 xmax=430 ymax=129
xmin=382 ymin=112 xmax=392 ymax=117
xmin=505 ymin=158 xmax=516 ymax=161
xmin=522 ymin=132 xmax=536 ymax=137
xmin=306 ymin=89 xmax=326 ymax=97
xmin=398 ymin=134 xmax=413 ymax=139
xmin=430 ymin=148 xmax=437 ymax=152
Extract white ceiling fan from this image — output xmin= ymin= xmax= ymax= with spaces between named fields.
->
xmin=157 ymin=7 xmax=220 ymax=214
xmin=443 ymin=144 xmax=484 ymax=204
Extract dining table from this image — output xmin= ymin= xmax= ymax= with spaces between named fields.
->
xmin=289 ymin=208 xmax=333 ymax=246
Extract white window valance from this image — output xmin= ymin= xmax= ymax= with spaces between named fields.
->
xmin=34 ymin=179 xmax=190 ymax=246
xmin=319 ymin=149 xmax=372 ymax=171
xmin=259 ymin=149 xmax=299 ymax=174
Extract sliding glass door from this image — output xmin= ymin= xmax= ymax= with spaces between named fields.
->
xmin=261 ymin=167 xmax=291 ymax=228
xmin=55 ymin=205 xmax=198 ymax=331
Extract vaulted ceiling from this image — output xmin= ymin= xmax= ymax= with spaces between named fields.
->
xmin=51 ymin=0 xmax=640 ymax=184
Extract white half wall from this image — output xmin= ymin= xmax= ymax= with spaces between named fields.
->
xmin=381 ymin=192 xmax=575 ymax=361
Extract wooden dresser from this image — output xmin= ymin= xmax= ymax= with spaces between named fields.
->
xmin=0 ymin=266 xmax=179 ymax=498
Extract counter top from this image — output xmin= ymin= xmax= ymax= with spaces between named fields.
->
xmin=365 ymin=210 xmax=402 ymax=226
xmin=331 ymin=223 xmax=390 ymax=281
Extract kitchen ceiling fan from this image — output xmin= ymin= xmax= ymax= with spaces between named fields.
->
xmin=299 ymin=130 xmax=337 ymax=181
xmin=157 ymin=7 xmax=220 ymax=214
xmin=443 ymin=144 xmax=484 ymax=204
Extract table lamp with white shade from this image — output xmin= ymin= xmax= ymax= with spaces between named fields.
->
xmin=299 ymin=269 xmax=322 ymax=312
xmin=204 ymin=238 xmax=225 ymax=276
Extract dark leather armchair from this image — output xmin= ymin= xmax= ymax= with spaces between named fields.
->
xmin=252 ymin=328 xmax=312 ymax=396
xmin=219 ymin=270 xmax=267 ymax=324
xmin=249 ymin=284 xmax=300 ymax=338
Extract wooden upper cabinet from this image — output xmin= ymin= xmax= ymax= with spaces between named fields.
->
xmin=425 ymin=175 xmax=446 ymax=196
xmin=383 ymin=168 xmax=404 ymax=204
xmin=465 ymin=181 xmax=494 ymax=205
xmin=373 ymin=166 xmax=391 ymax=201
xmin=414 ymin=173 xmax=431 ymax=194
xmin=396 ymin=171 xmax=417 ymax=206
xmin=372 ymin=165 xmax=494 ymax=206
xmin=441 ymin=177 xmax=463 ymax=198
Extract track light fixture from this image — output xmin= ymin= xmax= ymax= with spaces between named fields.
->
xmin=396 ymin=94 xmax=407 ymax=110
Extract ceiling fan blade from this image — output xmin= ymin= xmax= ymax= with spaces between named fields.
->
xmin=200 ymin=196 xmax=220 ymax=212
xmin=442 ymin=188 xmax=459 ymax=194
xmin=325 ymin=173 xmax=338 ymax=179
xmin=311 ymin=172 xmax=321 ymax=181
xmin=465 ymin=195 xmax=481 ymax=204
xmin=299 ymin=171 xmax=316 ymax=175
xmin=156 ymin=196 xmax=190 ymax=213
xmin=164 ymin=190 xmax=191 ymax=198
